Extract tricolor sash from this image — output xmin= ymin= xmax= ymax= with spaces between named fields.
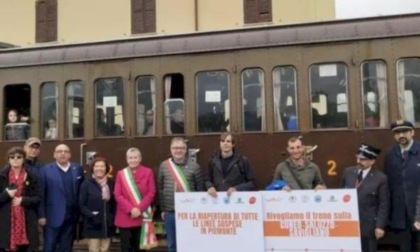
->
xmin=166 ymin=158 xmax=191 ymax=192
xmin=120 ymin=167 xmax=158 ymax=250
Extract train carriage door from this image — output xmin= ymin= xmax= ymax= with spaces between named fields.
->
xmin=4 ymin=84 xmax=31 ymax=140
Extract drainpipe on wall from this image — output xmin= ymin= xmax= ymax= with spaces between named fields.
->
xmin=194 ymin=0 xmax=199 ymax=31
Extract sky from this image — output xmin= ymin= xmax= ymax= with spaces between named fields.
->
xmin=335 ymin=0 xmax=420 ymax=19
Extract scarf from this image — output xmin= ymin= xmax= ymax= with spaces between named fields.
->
xmin=93 ymin=175 xmax=110 ymax=201
xmin=9 ymin=168 xmax=29 ymax=250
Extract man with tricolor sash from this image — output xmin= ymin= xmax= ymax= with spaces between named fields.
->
xmin=158 ymin=137 xmax=205 ymax=252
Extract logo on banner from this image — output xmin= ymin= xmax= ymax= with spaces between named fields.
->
xmin=314 ymin=195 xmax=322 ymax=203
xmin=343 ymin=194 xmax=351 ymax=203
xmin=301 ymin=195 xmax=310 ymax=203
xmin=249 ymin=196 xmax=257 ymax=204
xmin=201 ymin=197 xmax=208 ymax=204
xmin=288 ymin=195 xmax=297 ymax=203
xmin=327 ymin=195 xmax=337 ymax=202
xmin=264 ymin=197 xmax=283 ymax=202
xmin=223 ymin=196 xmax=230 ymax=204
xmin=235 ymin=197 xmax=244 ymax=204
xmin=181 ymin=198 xmax=195 ymax=204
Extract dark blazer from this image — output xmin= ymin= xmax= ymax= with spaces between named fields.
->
xmin=38 ymin=162 xmax=84 ymax=228
xmin=79 ymin=177 xmax=116 ymax=238
xmin=384 ymin=141 xmax=420 ymax=229
xmin=0 ymin=166 xmax=41 ymax=250
xmin=341 ymin=166 xmax=389 ymax=238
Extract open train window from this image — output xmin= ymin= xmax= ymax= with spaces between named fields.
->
xmin=361 ymin=61 xmax=388 ymax=128
xmin=397 ymin=58 xmax=420 ymax=124
xmin=272 ymin=66 xmax=298 ymax=131
xmin=164 ymin=73 xmax=184 ymax=134
xmin=242 ymin=68 xmax=265 ymax=132
xmin=4 ymin=84 xmax=31 ymax=140
xmin=66 ymin=81 xmax=84 ymax=138
xmin=41 ymin=82 xmax=58 ymax=139
xmin=95 ymin=77 xmax=125 ymax=137
xmin=310 ymin=63 xmax=349 ymax=129
xmin=196 ymin=71 xmax=230 ymax=133
xmin=136 ymin=76 xmax=156 ymax=136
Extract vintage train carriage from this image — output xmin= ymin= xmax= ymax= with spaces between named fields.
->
xmin=0 ymin=14 xmax=420 ymax=192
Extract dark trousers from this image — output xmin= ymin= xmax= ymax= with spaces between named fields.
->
xmin=392 ymin=228 xmax=418 ymax=252
xmin=164 ymin=212 xmax=176 ymax=252
xmin=361 ymin=237 xmax=377 ymax=252
xmin=0 ymin=245 xmax=29 ymax=252
xmin=43 ymin=217 xmax=75 ymax=252
xmin=119 ymin=226 xmax=146 ymax=252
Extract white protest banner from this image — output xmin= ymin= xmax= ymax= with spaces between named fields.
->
xmin=262 ymin=189 xmax=361 ymax=252
xmin=175 ymin=192 xmax=264 ymax=252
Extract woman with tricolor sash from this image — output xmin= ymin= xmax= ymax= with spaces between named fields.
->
xmin=158 ymin=137 xmax=205 ymax=252
xmin=114 ymin=148 xmax=156 ymax=252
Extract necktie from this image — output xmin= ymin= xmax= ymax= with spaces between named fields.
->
xmin=357 ymin=170 xmax=363 ymax=182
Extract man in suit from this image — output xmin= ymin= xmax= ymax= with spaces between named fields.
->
xmin=38 ymin=144 xmax=84 ymax=252
xmin=384 ymin=120 xmax=420 ymax=252
xmin=341 ymin=143 xmax=389 ymax=252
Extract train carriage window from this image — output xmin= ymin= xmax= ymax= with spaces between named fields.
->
xmin=273 ymin=66 xmax=298 ymax=131
xmin=361 ymin=61 xmax=388 ymax=128
xmin=310 ymin=63 xmax=349 ymax=128
xmin=164 ymin=74 xmax=185 ymax=134
xmin=41 ymin=82 xmax=58 ymax=139
xmin=196 ymin=71 xmax=230 ymax=133
xmin=242 ymin=68 xmax=265 ymax=132
xmin=4 ymin=84 xmax=31 ymax=140
xmin=66 ymin=81 xmax=84 ymax=138
xmin=136 ymin=76 xmax=156 ymax=136
xmin=95 ymin=77 xmax=125 ymax=137
xmin=397 ymin=58 xmax=420 ymax=124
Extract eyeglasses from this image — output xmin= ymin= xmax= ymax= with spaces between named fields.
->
xmin=9 ymin=155 xmax=23 ymax=160
xmin=171 ymin=147 xmax=186 ymax=150
xmin=55 ymin=150 xmax=70 ymax=154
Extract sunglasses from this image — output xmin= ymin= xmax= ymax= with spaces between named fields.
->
xmin=9 ymin=155 xmax=23 ymax=160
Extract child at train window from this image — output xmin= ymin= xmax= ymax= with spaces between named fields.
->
xmin=45 ymin=118 xmax=57 ymax=139
xmin=4 ymin=109 xmax=29 ymax=140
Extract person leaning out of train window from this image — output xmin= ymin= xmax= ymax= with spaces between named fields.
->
xmin=206 ymin=132 xmax=257 ymax=198
xmin=44 ymin=118 xmax=57 ymax=139
xmin=79 ymin=157 xmax=115 ymax=252
xmin=5 ymin=109 xmax=29 ymax=141
xmin=341 ymin=144 xmax=389 ymax=252
xmin=0 ymin=147 xmax=41 ymax=252
xmin=272 ymin=136 xmax=326 ymax=191
xmin=114 ymin=147 xmax=156 ymax=251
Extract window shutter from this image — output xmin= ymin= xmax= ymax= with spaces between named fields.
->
xmin=132 ymin=0 xmax=156 ymax=34
xmin=244 ymin=0 xmax=272 ymax=24
xmin=36 ymin=0 xmax=57 ymax=43
xmin=258 ymin=0 xmax=271 ymax=22
xmin=244 ymin=0 xmax=257 ymax=24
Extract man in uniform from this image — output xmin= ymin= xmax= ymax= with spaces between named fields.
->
xmin=384 ymin=120 xmax=420 ymax=252
xmin=341 ymin=144 xmax=389 ymax=252
xmin=273 ymin=136 xmax=326 ymax=190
